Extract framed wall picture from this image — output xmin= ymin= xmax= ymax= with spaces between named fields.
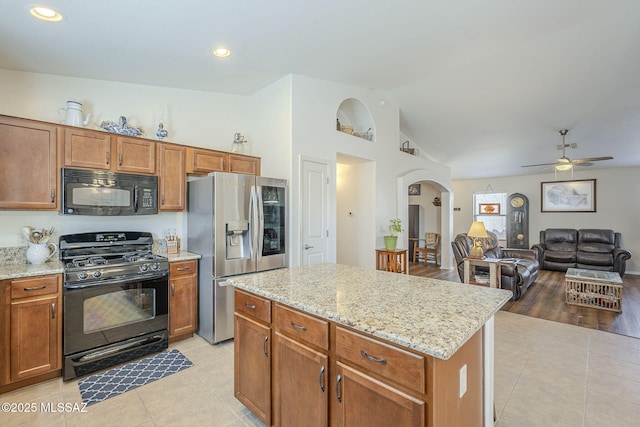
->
xmin=408 ymin=183 xmax=421 ymax=196
xmin=541 ymin=179 xmax=596 ymax=212
xmin=479 ymin=203 xmax=500 ymax=215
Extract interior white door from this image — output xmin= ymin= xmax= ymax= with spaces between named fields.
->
xmin=301 ymin=159 xmax=329 ymax=265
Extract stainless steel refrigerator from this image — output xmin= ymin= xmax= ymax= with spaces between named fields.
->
xmin=187 ymin=172 xmax=287 ymax=344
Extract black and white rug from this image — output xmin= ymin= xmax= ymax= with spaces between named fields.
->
xmin=78 ymin=349 xmax=193 ymax=406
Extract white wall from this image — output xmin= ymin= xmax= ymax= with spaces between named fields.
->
xmin=336 ymin=158 xmax=376 ymax=267
xmin=453 ymin=167 xmax=640 ymax=274
xmin=0 ymin=70 xmax=454 ymax=271
xmin=289 ymin=75 xmax=452 ymax=269
xmin=408 ymin=181 xmax=442 ymax=237
xmin=0 ymin=69 xmax=249 ymax=248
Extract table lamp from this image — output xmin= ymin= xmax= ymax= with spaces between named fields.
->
xmin=467 ymin=221 xmax=488 ymax=258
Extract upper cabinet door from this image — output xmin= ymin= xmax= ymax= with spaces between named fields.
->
xmin=115 ymin=136 xmax=156 ymax=174
xmin=0 ymin=116 xmax=58 ymax=210
xmin=187 ymin=147 xmax=227 ymax=174
xmin=229 ymin=154 xmax=261 ymax=176
xmin=63 ymin=128 xmax=111 ymax=170
xmin=158 ymin=142 xmax=186 ymax=211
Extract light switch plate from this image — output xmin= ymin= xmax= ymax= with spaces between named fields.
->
xmin=459 ymin=364 xmax=467 ymax=398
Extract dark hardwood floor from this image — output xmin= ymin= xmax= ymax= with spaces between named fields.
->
xmin=408 ymin=262 xmax=640 ymax=340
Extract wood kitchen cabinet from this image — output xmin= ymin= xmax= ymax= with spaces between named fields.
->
xmin=187 ymin=147 xmax=261 ymax=176
xmin=234 ymin=290 xmax=272 ymax=425
xmin=1 ymin=275 xmax=62 ymax=392
xmin=157 ymin=142 xmax=186 ymax=211
xmin=0 ymin=116 xmax=58 ymax=210
xmin=168 ymin=260 xmax=198 ymax=342
xmin=186 ymin=147 xmax=227 ymax=174
xmin=63 ymin=127 xmax=112 ymax=170
xmin=234 ymin=290 xmax=484 ymax=427
xmin=273 ymin=303 xmax=329 ymax=427
xmin=228 ymin=153 xmax=261 ymax=175
xmin=114 ymin=136 xmax=156 ymax=174
xmin=63 ymin=127 xmax=156 ymax=174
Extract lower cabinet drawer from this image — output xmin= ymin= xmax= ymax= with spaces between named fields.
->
xmin=235 ymin=289 xmax=272 ymax=323
xmin=336 ymin=326 xmax=426 ymax=394
xmin=274 ymin=304 xmax=329 ymax=350
xmin=11 ymin=275 xmax=59 ymax=299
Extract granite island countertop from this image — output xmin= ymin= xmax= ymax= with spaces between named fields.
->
xmin=230 ymin=263 xmax=512 ymax=360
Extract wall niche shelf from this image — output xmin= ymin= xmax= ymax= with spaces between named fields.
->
xmin=336 ymin=98 xmax=375 ymax=142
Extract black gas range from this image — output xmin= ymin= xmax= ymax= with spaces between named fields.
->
xmin=60 ymin=231 xmax=169 ymax=380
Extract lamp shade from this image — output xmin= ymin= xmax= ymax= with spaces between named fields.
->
xmin=467 ymin=221 xmax=488 ymax=238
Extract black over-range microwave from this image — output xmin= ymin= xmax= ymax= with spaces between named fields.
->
xmin=61 ymin=168 xmax=158 ymax=216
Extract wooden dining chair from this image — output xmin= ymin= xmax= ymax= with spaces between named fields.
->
xmin=413 ymin=232 xmax=440 ymax=266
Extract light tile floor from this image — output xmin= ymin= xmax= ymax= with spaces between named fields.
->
xmin=1 ymin=312 xmax=639 ymax=426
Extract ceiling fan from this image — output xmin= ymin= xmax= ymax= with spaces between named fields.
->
xmin=522 ymin=129 xmax=614 ymax=171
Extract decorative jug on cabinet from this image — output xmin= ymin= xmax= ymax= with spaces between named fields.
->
xmin=26 ymin=242 xmax=58 ymax=264
xmin=58 ymin=100 xmax=92 ymax=127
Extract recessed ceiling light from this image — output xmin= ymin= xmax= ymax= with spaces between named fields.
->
xmin=29 ymin=5 xmax=64 ymax=22
xmin=212 ymin=48 xmax=231 ymax=58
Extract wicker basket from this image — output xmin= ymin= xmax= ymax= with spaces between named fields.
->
xmin=565 ymin=278 xmax=622 ymax=312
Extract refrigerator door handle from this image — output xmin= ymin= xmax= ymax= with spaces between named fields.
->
xmin=256 ymin=184 xmax=265 ymax=260
xmin=250 ymin=185 xmax=259 ymax=260
xmin=218 ymin=279 xmax=235 ymax=287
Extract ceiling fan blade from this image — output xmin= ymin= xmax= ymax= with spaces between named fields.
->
xmin=571 ymin=156 xmax=614 ymax=164
xmin=573 ymin=162 xmax=594 ymax=167
xmin=521 ymin=162 xmax=558 ymax=168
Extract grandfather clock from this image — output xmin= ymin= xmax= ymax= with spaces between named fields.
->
xmin=506 ymin=193 xmax=529 ymax=249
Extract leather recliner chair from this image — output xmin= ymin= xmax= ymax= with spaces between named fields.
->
xmin=451 ymin=232 xmax=539 ymax=301
xmin=532 ymin=229 xmax=631 ymax=277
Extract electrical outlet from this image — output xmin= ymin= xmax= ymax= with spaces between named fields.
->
xmin=459 ymin=364 xmax=467 ymax=398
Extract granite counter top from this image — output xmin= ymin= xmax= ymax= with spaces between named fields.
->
xmin=230 ymin=263 xmax=512 ymax=360
xmin=158 ymin=251 xmax=202 ymax=262
xmin=0 ymin=261 xmax=65 ymax=280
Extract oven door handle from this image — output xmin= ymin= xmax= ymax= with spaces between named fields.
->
xmin=65 ymin=272 xmax=168 ymax=289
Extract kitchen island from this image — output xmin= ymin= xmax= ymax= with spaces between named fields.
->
xmin=230 ymin=263 xmax=512 ymax=427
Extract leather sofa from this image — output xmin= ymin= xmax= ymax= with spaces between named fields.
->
xmin=451 ymin=232 xmax=539 ymax=301
xmin=532 ymin=229 xmax=631 ymax=277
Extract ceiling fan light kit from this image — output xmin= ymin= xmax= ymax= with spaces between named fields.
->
xmin=522 ymin=129 xmax=614 ymax=174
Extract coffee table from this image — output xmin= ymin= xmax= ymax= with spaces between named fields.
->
xmin=565 ymin=268 xmax=623 ymax=312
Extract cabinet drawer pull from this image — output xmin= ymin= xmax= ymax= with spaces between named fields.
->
xmin=119 ymin=152 xmax=123 ymax=166
xmin=335 ymin=374 xmax=342 ymax=402
xmin=244 ymin=302 xmax=256 ymax=310
xmin=51 ymin=303 xmax=56 ymax=319
xmin=176 ymin=267 xmax=191 ymax=271
xmin=290 ymin=321 xmax=307 ymax=331
xmin=23 ymin=285 xmax=47 ymax=291
xmin=50 ymin=189 xmax=55 ymax=203
xmin=318 ymin=366 xmax=325 ymax=392
xmin=360 ymin=350 xmax=387 ymax=365
xmin=171 ymin=282 xmax=175 ymax=296
xmin=263 ymin=336 xmax=269 ymax=357
xmin=106 ymin=152 xmax=110 ymax=165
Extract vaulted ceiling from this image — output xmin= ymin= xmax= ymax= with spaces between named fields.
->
xmin=2 ymin=0 xmax=639 ymax=179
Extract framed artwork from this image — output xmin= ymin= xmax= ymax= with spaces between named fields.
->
xmin=479 ymin=203 xmax=500 ymax=215
xmin=408 ymin=184 xmax=421 ymax=196
xmin=541 ymin=179 xmax=596 ymax=212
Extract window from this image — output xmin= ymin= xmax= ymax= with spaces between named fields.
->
xmin=473 ymin=192 xmax=507 ymax=240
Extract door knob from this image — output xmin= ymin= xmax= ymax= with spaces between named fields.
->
xmin=304 ymin=244 xmax=314 ymax=250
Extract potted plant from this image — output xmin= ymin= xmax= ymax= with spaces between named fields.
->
xmin=384 ymin=218 xmax=403 ymax=251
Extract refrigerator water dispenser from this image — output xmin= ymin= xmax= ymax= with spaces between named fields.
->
xmin=226 ymin=220 xmax=250 ymax=259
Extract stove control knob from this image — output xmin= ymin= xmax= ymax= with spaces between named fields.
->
xmin=150 ymin=263 xmax=159 ymax=271
xmin=93 ymin=271 xmax=102 ymax=278
xmin=140 ymin=264 xmax=149 ymax=272
xmin=77 ymin=272 xmax=88 ymax=280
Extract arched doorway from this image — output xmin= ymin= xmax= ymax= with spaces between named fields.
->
xmin=396 ymin=170 xmax=453 ymax=269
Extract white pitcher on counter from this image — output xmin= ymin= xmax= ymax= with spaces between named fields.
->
xmin=58 ymin=100 xmax=92 ymax=127
xmin=26 ymin=242 xmax=58 ymax=264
